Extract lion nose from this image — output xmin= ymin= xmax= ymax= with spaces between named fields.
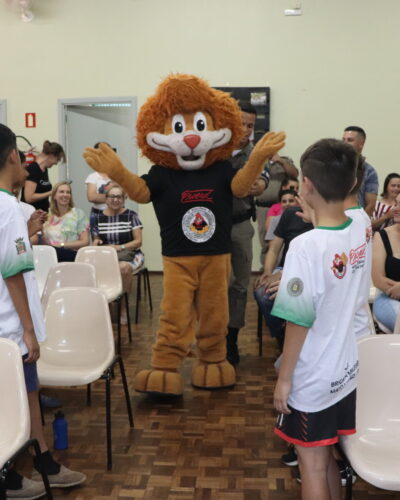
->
xmin=183 ymin=134 xmax=201 ymax=149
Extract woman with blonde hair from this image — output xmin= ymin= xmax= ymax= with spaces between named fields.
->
xmin=42 ymin=181 xmax=89 ymax=261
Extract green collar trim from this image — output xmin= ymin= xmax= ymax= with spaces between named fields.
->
xmin=0 ymin=188 xmax=13 ymax=196
xmin=346 ymin=205 xmax=362 ymax=211
xmin=316 ymin=217 xmax=352 ymax=231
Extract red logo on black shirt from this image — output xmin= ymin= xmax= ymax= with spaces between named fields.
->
xmin=181 ymin=189 xmax=214 ymax=204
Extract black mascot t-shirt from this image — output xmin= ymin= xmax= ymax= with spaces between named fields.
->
xmin=142 ymin=160 xmax=235 ymax=257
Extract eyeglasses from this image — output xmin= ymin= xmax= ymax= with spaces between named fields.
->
xmin=106 ymin=194 xmax=123 ymax=200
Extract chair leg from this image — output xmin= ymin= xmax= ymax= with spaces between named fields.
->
xmin=31 ymin=439 xmax=53 ymax=499
xmin=144 ymin=268 xmax=153 ymax=311
xmin=105 ymin=369 xmax=112 ymax=470
xmin=116 ymin=355 xmax=134 ymax=428
xmin=334 ymin=443 xmax=353 ymax=500
xmin=257 ymin=306 xmax=263 ymax=357
xmin=344 ymin=463 xmax=354 ymax=500
xmin=116 ymin=297 xmax=122 ymax=355
xmin=38 ymin=391 xmax=45 ymax=425
xmin=86 ymin=384 xmax=91 ymax=406
xmin=124 ymin=292 xmax=132 ymax=343
xmin=143 ymin=269 xmax=148 ymax=293
xmin=135 ymin=273 xmax=141 ymax=324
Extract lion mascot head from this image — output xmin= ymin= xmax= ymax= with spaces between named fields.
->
xmin=136 ymin=74 xmax=243 ymax=171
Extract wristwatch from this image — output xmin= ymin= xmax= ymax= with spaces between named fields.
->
xmin=120 ymin=244 xmax=126 ymax=250
xmin=60 ymin=242 xmax=65 ymax=248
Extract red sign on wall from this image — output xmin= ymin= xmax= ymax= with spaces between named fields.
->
xmin=25 ymin=113 xmax=36 ymax=128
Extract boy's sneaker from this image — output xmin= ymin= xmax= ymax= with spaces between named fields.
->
xmin=281 ymin=444 xmax=298 ymax=466
xmin=295 ymin=460 xmax=357 ymax=486
xmin=32 ymin=465 xmax=86 ymax=488
xmin=6 ymin=477 xmax=46 ymax=499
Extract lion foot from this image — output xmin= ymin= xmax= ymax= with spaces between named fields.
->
xmin=191 ymin=360 xmax=236 ymax=390
xmin=134 ymin=369 xmax=184 ymax=396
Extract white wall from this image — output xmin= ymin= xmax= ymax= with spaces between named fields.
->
xmin=1 ymin=0 xmax=399 ymax=269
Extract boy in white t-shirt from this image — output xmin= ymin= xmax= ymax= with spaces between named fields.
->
xmin=272 ymin=139 xmax=369 ymax=499
xmin=0 ymin=125 xmax=86 ymax=498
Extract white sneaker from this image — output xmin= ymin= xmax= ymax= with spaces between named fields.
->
xmin=32 ymin=465 xmax=86 ymax=488
xmin=6 ymin=477 xmax=46 ymax=499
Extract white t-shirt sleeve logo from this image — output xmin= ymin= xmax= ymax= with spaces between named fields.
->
xmin=272 ymin=250 xmax=316 ymax=328
xmin=287 ymin=277 xmax=304 ymax=297
xmin=15 ymin=237 xmax=27 ymax=255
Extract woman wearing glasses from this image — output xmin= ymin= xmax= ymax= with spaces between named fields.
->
xmin=91 ymin=185 xmax=144 ymax=323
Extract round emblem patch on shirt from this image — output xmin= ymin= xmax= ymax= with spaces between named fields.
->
xmin=287 ymin=277 xmax=303 ymax=297
xmin=182 ymin=206 xmax=216 ymax=243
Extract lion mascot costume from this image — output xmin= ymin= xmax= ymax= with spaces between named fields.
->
xmin=84 ymin=74 xmax=285 ymax=396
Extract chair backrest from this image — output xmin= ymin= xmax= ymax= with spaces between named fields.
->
xmin=32 ymin=245 xmax=58 ymax=297
xmin=368 ymin=285 xmax=377 ymax=304
xmin=41 ymin=262 xmax=97 ymax=312
xmin=0 ymin=338 xmax=30 ymax=468
xmin=365 ymin=305 xmax=377 ymax=335
xmin=76 ymin=247 xmax=122 ymax=301
xmin=42 ymin=287 xmax=115 ymax=368
xmin=356 ymin=336 xmax=400 ymax=432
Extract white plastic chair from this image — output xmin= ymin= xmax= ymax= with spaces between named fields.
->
xmin=368 ymin=285 xmax=377 ymax=304
xmin=0 ymin=339 xmax=52 ymax=498
xmin=341 ymin=336 xmax=400 ymax=495
xmin=37 ymin=287 xmax=133 ymax=470
xmin=32 ymin=245 xmax=58 ymax=297
xmin=41 ymin=262 xmax=97 ymax=312
xmin=76 ymin=246 xmax=131 ymax=353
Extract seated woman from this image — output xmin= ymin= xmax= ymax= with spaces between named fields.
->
xmin=265 ymin=187 xmax=297 ymax=236
xmin=91 ymin=185 xmax=144 ymax=322
xmin=372 ymin=172 xmax=400 ymax=231
xmin=264 ymin=176 xmax=298 ymax=236
xmin=372 ymin=193 xmax=400 ymax=331
xmin=42 ymin=182 xmax=89 ymax=261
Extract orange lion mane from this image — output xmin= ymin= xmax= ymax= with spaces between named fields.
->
xmin=136 ymin=74 xmax=244 ymax=170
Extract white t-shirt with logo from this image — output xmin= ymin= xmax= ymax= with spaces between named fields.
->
xmin=272 ymin=217 xmax=369 ymax=412
xmin=85 ymin=172 xmax=111 ymax=210
xmin=0 ymin=190 xmax=46 ymax=356
xmin=345 ymin=206 xmax=373 ymax=339
xmin=19 ymin=201 xmax=35 ymax=222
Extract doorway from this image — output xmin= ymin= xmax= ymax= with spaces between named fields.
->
xmin=58 ymin=97 xmax=137 ymax=216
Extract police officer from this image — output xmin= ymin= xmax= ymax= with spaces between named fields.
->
xmin=227 ymin=103 xmax=270 ymax=364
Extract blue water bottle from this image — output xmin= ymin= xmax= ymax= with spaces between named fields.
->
xmin=53 ymin=411 xmax=68 ymax=450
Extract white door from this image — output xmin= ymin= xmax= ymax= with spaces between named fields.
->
xmin=59 ymin=99 xmax=137 ymax=217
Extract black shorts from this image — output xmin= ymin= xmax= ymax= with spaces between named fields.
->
xmin=275 ymin=389 xmax=356 ymax=447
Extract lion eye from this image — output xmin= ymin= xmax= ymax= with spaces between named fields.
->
xmin=194 ymin=112 xmax=207 ymax=132
xmin=172 ymin=114 xmax=186 ymax=134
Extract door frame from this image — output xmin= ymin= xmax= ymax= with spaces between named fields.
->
xmin=0 ymin=100 xmax=7 ymax=124
xmin=57 ymin=96 xmax=137 ymax=180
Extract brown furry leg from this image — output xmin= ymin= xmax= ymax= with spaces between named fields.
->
xmin=191 ymin=254 xmax=235 ymax=389
xmin=135 ymin=256 xmax=200 ymax=396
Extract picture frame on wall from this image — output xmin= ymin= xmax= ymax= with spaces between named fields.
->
xmin=215 ymin=86 xmax=270 ymax=143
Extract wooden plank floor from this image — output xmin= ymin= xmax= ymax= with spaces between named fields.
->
xmin=22 ymin=274 xmax=400 ymax=499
